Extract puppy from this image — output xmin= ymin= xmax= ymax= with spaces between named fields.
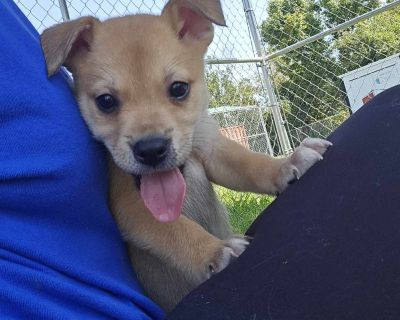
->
xmin=41 ymin=0 xmax=332 ymax=311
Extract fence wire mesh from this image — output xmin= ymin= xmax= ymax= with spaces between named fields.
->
xmin=257 ymin=0 xmax=400 ymax=149
xmin=15 ymin=0 xmax=400 ymax=231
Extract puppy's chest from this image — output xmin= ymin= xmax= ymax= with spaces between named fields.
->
xmin=181 ymin=157 xmax=231 ymax=239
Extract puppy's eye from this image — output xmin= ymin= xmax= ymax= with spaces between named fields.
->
xmin=95 ymin=94 xmax=119 ymax=113
xmin=169 ymin=81 xmax=190 ymax=100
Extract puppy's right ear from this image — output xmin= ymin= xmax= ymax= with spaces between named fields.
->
xmin=162 ymin=0 xmax=226 ymax=48
xmin=41 ymin=17 xmax=99 ymax=77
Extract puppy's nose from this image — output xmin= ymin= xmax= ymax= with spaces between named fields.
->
xmin=133 ymin=137 xmax=170 ymax=166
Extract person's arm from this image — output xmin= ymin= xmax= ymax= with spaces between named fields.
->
xmin=0 ymin=1 xmax=163 ymax=318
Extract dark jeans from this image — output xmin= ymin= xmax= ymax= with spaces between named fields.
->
xmin=168 ymin=85 xmax=400 ymax=320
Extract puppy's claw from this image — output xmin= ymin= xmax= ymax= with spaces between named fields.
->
xmin=293 ymin=168 xmax=300 ymax=180
xmin=209 ymin=265 xmax=216 ymax=274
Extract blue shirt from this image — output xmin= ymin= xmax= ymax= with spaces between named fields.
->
xmin=0 ymin=1 xmax=164 ymax=319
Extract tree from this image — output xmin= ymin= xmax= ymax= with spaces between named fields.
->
xmin=206 ymin=68 xmax=258 ymax=108
xmin=318 ymin=0 xmax=380 ymax=29
xmin=262 ymin=0 xmax=322 ymax=49
xmin=334 ymin=6 xmax=400 ymax=71
xmin=261 ymin=0 xmax=343 ymax=130
xmin=261 ymin=0 xmax=400 ymax=133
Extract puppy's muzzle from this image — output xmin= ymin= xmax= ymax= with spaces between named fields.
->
xmin=132 ymin=136 xmax=171 ymax=167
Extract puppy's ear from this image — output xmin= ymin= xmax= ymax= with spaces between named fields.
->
xmin=41 ymin=16 xmax=100 ymax=77
xmin=162 ymin=0 xmax=226 ymax=47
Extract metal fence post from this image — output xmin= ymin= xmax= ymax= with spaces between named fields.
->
xmin=58 ymin=0 xmax=70 ymax=21
xmin=242 ymin=0 xmax=293 ymax=155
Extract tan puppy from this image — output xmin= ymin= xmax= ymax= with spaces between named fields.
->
xmin=41 ymin=0 xmax=332 ymax=311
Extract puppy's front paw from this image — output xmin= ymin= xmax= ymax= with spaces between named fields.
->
xmin=195 ymin=235 xmax=249 ymax=283
xmin=208 ymin=236 xmax=250 ymax=274
xmin=276 ymin=138 xmax=332 ymax=193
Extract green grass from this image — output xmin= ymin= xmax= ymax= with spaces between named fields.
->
xmin=214 ymin=186 xmax=275 ymax=234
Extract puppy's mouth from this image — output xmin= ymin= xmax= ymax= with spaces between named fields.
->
xmin=133 ymin=165 xmax=186 ymax=223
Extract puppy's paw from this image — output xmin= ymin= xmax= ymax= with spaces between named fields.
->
xmin=209 ymin=235 xmax=250 ymax=274
xmin=276 ymin=138 xmax=332 ymax=193
xmin=194 ymin=235 xmax=249 ymax=283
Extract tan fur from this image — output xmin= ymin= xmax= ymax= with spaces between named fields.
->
xmin=41 ymin=0 xmax=331 ymax=311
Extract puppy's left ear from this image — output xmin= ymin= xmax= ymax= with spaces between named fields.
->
xmin=162 ymin=0 xmax=226 ymax=47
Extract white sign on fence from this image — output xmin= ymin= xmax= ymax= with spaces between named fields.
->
xmin=340 ymin=53 xmax=400 ymax=113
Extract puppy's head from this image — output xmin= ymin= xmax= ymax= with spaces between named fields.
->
xmin=41 ymin=0 xmax=225 ymax=222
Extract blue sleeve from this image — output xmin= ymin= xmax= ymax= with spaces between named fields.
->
xmin=0 ymin=1 xmax=164 ymax=319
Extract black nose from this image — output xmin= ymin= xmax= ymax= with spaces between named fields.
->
xmin=133 ymin=137 xmax=170 ymax=166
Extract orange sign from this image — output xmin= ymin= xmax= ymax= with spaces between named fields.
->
xmin=220 ymin=126 xmax=250 ymax=149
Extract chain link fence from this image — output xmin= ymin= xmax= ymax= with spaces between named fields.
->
xmin=15 ymin=0 xmax=400 ymax=232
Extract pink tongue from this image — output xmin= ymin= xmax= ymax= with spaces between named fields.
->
xmin=140 ymin=168 xmax=186 ymax=222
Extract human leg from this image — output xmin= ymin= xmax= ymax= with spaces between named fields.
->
xmin=168 ymin=85 xmax=400 ymax=320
